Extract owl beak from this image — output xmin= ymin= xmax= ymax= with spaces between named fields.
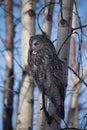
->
xmin=29 ymin=49 xmax=37 ymax=55
xmin=32 ymin=51 xmax=37 ymax=55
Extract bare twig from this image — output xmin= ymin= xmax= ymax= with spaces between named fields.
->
xmin=60 ymin=59 xmax=87 ymax=87
xmin=57 ymin=24 xmax=87 ymax=56
xmin=0 ymin=85 xmax=19 ymax=94
xmin=73 ymin=24 xmax=87 ymax=31
xmin=59 ymin=0 xmax=63 ymax=20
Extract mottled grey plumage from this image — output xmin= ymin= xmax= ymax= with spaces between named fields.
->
xmin=28 ymin=34 xmax=65 ymax=120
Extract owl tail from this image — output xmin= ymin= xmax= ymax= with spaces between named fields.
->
xmin=57 ymin=105 xmax=64 ymax=120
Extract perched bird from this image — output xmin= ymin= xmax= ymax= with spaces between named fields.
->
xmin=28 ymin=34 xmax=65 ymax=121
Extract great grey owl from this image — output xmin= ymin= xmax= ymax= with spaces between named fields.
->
xmin=28 ymin=34 xmax=65 ymax=121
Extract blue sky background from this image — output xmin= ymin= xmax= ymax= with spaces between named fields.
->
xmin=0 ymin=0 xmax=87 ymax=129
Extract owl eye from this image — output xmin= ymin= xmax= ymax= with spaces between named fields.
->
xmin=34 ymin=42 xmax=39 ymax=46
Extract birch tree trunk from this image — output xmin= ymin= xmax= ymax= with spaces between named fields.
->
xmin=56 ymin=0 xmax=73 ymax=129
xmin=3 ymin=0 xmax=14 ymax=130
xmin=67 ymin=65 xmax=87 ymax=128
xmin=57 ymin=0 xmax=73 ymax=82
xmin=16 ymin=0 xmax=35 ymax=130
xmin=42 ymin=0 xmax=54 ymax=37
xmin=68 ymin=27 xmax=87 ymax=129
xmin=36 ymin=0 xmax=54 ymax=130
xmin=67 ymin=3 xmax=79 ymax=128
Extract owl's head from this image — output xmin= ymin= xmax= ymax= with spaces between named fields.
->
xmin=29 ymin=35 xmax=51 ymax=55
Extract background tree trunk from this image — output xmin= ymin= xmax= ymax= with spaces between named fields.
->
xmin=16 ymin=0 xmax=35 ymax=130
xmin=3 ymin=0 xmax=14 ymax=130
xmin=67 ymin=3 xmax=79 ymax=128
xmin=56 ymin=0 xmax=74 ymax=129
xmin=57 ymin=0 xmax=73 ymax=83
xmin=67 ymin=1 xmax=87 ymax=128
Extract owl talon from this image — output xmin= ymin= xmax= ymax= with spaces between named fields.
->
xmin=57 ymin=105 xmax=64 ymax=119
xmin=46 ymin=114 xmax=53 ymax=124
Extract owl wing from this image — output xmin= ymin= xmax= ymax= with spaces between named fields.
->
xmin=43 ymin=52 xmax=65 ymax=119
xmin=53 ymin=57 xmax=65 ymax=102
xmin=43 ymin=44 xmax=65 ymax=99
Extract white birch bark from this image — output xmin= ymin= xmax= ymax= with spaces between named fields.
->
xmin=36 ymin=92 xmax=46 ymax=130
xmin=16 ymin=0 xmax=35 ymax=130
xmin=56 ymin=0 xmax=74 ymax=129
xmin=56 ymin=0 xmax=73 ymax=84
xmin=67 ymin=3 xmax=78 ymax=127
xmin=42 ymin=0 xmax=54 ymax=37
xmin=70 ymin=64 xmax=87 ymax=110
xmin=67 ymin=63 xmax=87 ymax=128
